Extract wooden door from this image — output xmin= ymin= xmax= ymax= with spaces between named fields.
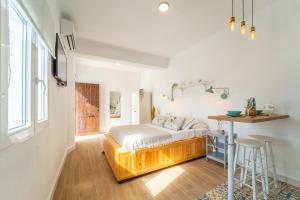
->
xmin=75 ymin=83 xmax=100 ymax=136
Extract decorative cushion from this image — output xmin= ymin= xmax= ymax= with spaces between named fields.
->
xmin=152 ymin=116 xmax=167 ymax=127
xmin=190 ymin=120 xmax=208 ymax=130
xmin=181 ymin=118 xmax=195 ymax=130
xmin=164 ymin=117 xmax=185 ymax=131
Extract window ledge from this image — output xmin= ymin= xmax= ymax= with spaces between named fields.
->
xmin=36 ymin=120 xmax=49 ymax=133
xmin=8 ymin=128 xmax=34 ymax=144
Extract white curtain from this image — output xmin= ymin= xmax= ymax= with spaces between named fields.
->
xmin=0 ymin=0 xmax=11 ymax=150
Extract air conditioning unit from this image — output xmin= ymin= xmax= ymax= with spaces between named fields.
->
xmin=60 ymin=18 xmax=76 ymax=51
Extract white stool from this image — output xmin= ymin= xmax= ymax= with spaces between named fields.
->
xmin=249 ymin=134 xmax=278 ymax=194
xmin=234 ymin=138 xmax=267 ymax=200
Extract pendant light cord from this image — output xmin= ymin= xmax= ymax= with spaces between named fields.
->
xmin=232 ymin=0 xmax=234 ymax=17
xmin=242 ymin=0 xmax=245 ymax=20
xmin=252 ymin=0 xmax=254 ymax=26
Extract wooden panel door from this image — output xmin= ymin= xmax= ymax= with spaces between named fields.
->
xmin=75 ymin=83 xmax=100 ymax=136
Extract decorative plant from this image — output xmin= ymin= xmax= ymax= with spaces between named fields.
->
xmin=151 ymin=106 xmax=156 ymax=120
xmin=245 ymin=97 xmax=256 ymax=116
xmin=139 ymin=89 xmax=145 ymax=99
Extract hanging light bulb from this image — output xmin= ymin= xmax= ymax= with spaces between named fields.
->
xmin=241 ymin=21 xmax=246 ymax=35
xmin=250 ymin=0 xmax=256 ymax=40
xmin=230 ymin=17 xmax=235 ymax=31
xmin=250 ymin=27 xmax=256 ymax=40
xmin=240 ymin=0 xmax=246 ymax=35
xmin=229 ymin=0 xmax=235 ymax=31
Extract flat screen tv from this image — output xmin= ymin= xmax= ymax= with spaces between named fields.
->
xmin=52 ymin=33 xmax=67 ymax=86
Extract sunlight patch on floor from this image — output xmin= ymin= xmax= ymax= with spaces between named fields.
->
xmin=75 ymin=134 xmax=102 ymax=142
xmin=145 ymin=166 xmax=185 ymax=197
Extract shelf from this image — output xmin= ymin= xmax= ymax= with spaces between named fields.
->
xmin=207 ymin=141 xmax=226 ymax=150
xmin=206 ymin=130 xmax=228 ymax=138
xmin=207 ymin=151 xmax=225 ymax=164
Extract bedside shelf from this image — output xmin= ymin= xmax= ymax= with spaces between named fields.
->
xmin=207 ymin=151 xmax=225 ymax=163
xmin=206 ymin=131 xmax=237 ymax=168
xmin=207 ymin=141 xmax=225 ymax=150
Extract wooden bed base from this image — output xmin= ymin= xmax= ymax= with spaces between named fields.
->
xmin=103 ymin=133 xmax=206 ymax=182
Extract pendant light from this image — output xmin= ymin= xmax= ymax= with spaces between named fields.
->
xmin=229 ymin=0 xmax=235 ymax=31
xmin=250 ymin=0 xmax=256 ymax=40
xmin=241 ymin=0 xmax=246 ymax=35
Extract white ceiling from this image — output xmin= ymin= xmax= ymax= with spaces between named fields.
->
xmin=60 ymin=0 xmax=270 ymax=58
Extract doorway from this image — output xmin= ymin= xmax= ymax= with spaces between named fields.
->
xmin=75 ymin=82 xmax=100 ymax=136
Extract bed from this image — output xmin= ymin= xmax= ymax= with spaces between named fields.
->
xmin=103 ymin=119 xmax=207 ymax=182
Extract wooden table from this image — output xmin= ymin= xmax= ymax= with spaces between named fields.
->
xmin=208 ymin=114 xmax=289 ymax=200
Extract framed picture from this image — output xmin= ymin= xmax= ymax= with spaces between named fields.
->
xmin=110 ymin=91 xmax=121 ymax=118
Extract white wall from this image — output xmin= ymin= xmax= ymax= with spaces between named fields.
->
xmin=76 ymin=65 xmax=141 ymax=132
xmin=141 ymin=0 xmax=300 ymax=184
xmin=0 ymin=0 xmax=75 ymax=200
xmin=17 ymin=0 xmax=60 ymax=52
xmin=0 ymin=61 xmax=75 ymax=200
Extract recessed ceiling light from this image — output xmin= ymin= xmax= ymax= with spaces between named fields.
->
xmin=158 ymin=2 xmax=169 ymax=12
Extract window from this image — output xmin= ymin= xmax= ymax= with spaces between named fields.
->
xmin=37 ymin=41 xmax=48 ymax=122
xmin=5 ymin=0 xmax=50 ymax=141
xmin=7 ymin=1 xmax=31 ymax=133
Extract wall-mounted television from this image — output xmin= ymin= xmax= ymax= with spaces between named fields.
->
xmin=52 ymin=33 xmax=67 ymax=86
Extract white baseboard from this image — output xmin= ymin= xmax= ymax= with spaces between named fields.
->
xmin=278 ymin=174 xmax=300 ymax=188
xmin=47 ymin=143 xmax=76 ymax=200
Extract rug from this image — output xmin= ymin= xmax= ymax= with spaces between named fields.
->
xmin=197 ymin=180 xmax=300 ymax=200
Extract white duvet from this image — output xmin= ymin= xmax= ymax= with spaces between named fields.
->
xmin=110 ymin=124 xmax=207 ymax=151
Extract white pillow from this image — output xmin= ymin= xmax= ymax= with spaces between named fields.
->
xmin=152 ymin=116 xmax=167 ymax=127
xmin=190 ymin=120 xmax=208 ymax=130
xmin=182 ymin=118 xmax=195 ymax=130
xmin=164 ymin=117 xmax=185 ymax=131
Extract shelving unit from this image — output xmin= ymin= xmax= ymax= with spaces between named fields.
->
xmin=206 ymin=130 xmax=237 ymax=168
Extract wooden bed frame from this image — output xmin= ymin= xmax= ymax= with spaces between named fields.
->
xmin=103 ymin=133 xmax=206 ymax=182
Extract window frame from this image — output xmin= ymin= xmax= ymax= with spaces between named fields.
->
xmin=6 ymin=0 xmax=54 ymax=143
xmin=35 ymin=38 xmax=49 ymax=132
xmin=7 ymin=0 xmax=33 ymax=140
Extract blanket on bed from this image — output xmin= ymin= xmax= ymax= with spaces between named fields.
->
xmin=110 ymin=124 xmax=207 ymax=151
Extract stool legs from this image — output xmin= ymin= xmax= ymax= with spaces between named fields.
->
xmin=262 ymin=145 xmax=269 ymax=194
xmin=248 ymin=135 xmax=279 ymax=191
xmin=240 ymin=146 xmax=246 ymax=188
xmin=234 ymin=144 xmax=239 ymax=173
xmin=243 ymin=149 xmax=251 ymax=186
xmin=258 ymin=148 xmax=267 ymax=200
xmin=251 ymin=148 xmax=257 ymax=200
xmin=268 ymin=142 xmax=278 ymax=188
xmin=234 ymin=139 xmax=268 ymax=200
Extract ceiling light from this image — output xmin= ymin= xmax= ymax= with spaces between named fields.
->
xmin=241 ymin=0 xmax=246 ymax=35
xmin=241 ymin=21 xmax=246 ymax=35
xmin=159 ymin=2 xmax=169 ymax=12
xmin=229 ymin=0 xmax=235 ymax=31
xmin=250 ymin=0 xmax=256 ymax=40
xmin=230 ymin=17 xmax=235 ymax=32
xmin=250 ymin=27 xmax=256 ymax=40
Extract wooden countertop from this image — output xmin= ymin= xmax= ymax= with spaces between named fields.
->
xmin=208 ymin=114 xmax=289 ymax=123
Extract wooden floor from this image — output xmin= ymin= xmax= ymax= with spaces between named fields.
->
xmin=53 ymin=135 xmax=227 ymax=200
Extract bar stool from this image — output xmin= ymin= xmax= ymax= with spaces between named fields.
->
xmin=234 ymin=138 xmax=267 ymax=200
xmin=249 ymin=134 xmax=278 ymax=194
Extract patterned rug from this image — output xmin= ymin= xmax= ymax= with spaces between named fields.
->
xmin=197 ymin=180 xmax=300 ymax=200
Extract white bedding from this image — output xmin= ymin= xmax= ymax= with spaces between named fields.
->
xmin=110 ymin=124 xmax=207 ymax=151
